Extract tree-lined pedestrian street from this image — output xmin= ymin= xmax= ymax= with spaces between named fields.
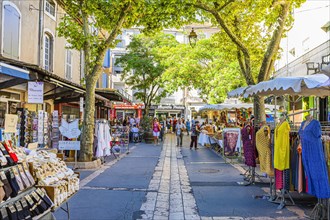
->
xmin=54 ymin=135 xmax=315 ymax=219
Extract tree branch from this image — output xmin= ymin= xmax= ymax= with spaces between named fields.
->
xmin=218 ymin=0 xmax=235 ymax=11
xmin=193 ymin=1 xmax=255 ymax=85
xmin=258 ymin=2 xmax=291 ymax=82
xmin=237 ymin=49 xmax=246 ymax=75
xmin=90 ymin=2 xmax=131 ymax=77
xmin=81 ymin=1 xmax=90 ymax=78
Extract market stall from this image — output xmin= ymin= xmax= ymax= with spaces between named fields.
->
xmin=0 ymin=140 xmax=79 ymax=219
xmin=228 ymin=73 xmax=330 ymax=218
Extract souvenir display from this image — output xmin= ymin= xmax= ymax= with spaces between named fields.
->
xmin=0 ymin=188 xmax=53 ymax=219
xmin=51 ymin=111 xmax=60 ymax=149
xmin=17 ymin=109 xmax=32 ymax=148
xmin=0 ymin=138 xmax=79 ymax=217
xmin=27 ymin=150 xmax=79 ymax=207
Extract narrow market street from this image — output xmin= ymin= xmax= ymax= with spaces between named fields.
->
xmin=54 ymin=134 xmax=311 ymax=220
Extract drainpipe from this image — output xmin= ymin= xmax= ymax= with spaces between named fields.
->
xmin=37 ymin=0 xmax=44 ymax=67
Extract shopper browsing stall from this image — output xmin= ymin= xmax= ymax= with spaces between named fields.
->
xmin=190 ymin=121 xmax=200 ymax=150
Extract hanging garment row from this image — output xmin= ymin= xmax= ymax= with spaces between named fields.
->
xmin=271 ymin=117 xmax=330 ymax=199
xmin=94 ymin=120 xmax=112 ymax=158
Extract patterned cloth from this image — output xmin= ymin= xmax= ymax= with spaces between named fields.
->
xmin=241 ymin=125 xmax=256 ymax=167
xmin=224 ymin=131 xmax=239 ymax=156
xmin=256 ymin=125 xmax=273 ymax=176
xmin=299 ymin=119 xmax=330 ymax=198
xmin=274 ymin=121 xmax=290 ymax=170
xmin=275 ymin=169 xmax=283 ymax=190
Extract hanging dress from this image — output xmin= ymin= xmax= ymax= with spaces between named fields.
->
xmin=299 ymin=119 xmax=330 ymax=198
xmin=104 ymin=124 xmax=111 ymax=156
xmin=241 ymin=125 xmax=256 ymax=167
xmin=274 ymin=121 xmax=290 ymax=170
xmin=256 ymin=125 xmax=274 ymax=176
xmin=96 ymin=123 xmax=105 ymax=158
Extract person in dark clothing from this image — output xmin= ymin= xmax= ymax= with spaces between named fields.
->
xmin=190 ymin=121 xmax=200 ymax=150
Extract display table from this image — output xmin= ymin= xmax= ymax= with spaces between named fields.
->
xmin=198 ymin=133 xmax=223 ymax=149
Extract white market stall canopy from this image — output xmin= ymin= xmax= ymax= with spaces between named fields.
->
xmin=227 ymin=86 xmax=250 ymax=98
xmin=243 ymin=74 xmax=330 ymax=98
xmin=199 ymin=103 xmax=277 ymax=112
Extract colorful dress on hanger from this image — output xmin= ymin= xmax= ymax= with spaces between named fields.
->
xmin=274 ymin=121 xmax=290 ymax=170
xmin=256 ymin=125 xmax=274 ymax=176
xmin=299 ymin=119 xmax=330 ymax=198
xmin=241 ymin=125 xmax=256 ymax=167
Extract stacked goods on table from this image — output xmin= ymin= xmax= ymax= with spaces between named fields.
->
xmin=0 ymin=141 xmax=54 ymax=219
xmin=0 ymin=139 xmax=79 ymax=219
xmin=27 ymin=150 xmax=79 ymax=208
xmin=214 ymin=130 xmax=223 ymax=140
xmin=204 ymin=125 xmax=214 ymax=135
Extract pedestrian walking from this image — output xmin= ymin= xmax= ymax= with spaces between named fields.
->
xmin=159 ymin=118 xmax=165 ymax=142
xmin=173 ymin=117 xmax=177 ymax=133
xmin=186 ymin=119 xmax=191 ymax=135
xmin=152 ymin=118 xmax=161 ymax=145
xmin=176 ymin=119 xmax=186 ymax=147
xmin=190 ymin=121 xmax=200 ymax=150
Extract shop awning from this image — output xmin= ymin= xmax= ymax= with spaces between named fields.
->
xmin=95 ymin=88 xmax=131 ymax=103
xmin=0 ymin=55 xmax=112 ymax=105
xmin=0 ymin=62 xmax=30 ymax=80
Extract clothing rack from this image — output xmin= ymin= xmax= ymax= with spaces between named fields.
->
xmin=271 ymin=189 xmax=295 ymax=209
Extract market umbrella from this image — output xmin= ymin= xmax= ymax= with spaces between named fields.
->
xmin=216 ymin=103 xmax=277 ymax=110
xmin=227 ymin=86 xmax=250 ymax=98
xmin=243 ymin=74 xmax=330 ymax=98
xmin=199 ymin=103 xmax=278 ymax=112
xmin=199 ymin=104 xmax=222 ymax=112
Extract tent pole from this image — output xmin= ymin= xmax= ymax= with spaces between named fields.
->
xmin=274 ymin=96 xmax=277 ymax=127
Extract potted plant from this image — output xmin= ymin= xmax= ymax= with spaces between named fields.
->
xmin=140 ymin=115 xmax=154 ymax=143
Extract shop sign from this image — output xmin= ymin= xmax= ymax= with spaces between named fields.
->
xmin=58 ymin=141 xmax=81 ymax=150
xmin=173 ymin=106 xmax=185 ymax=110
xmin=28 ymin=82 xmax=44 ymax=104
xmin=114 ymin=104 xmax=142 ymax=109
xmin=4 ymin=114 xmax=18 ymax=133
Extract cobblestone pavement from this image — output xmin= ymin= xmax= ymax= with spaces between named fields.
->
xmin=139 ymin=135 xmax=200 ymax=220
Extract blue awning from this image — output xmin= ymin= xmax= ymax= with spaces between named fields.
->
xmin=0 ymin=62 xmax=30 ymax=80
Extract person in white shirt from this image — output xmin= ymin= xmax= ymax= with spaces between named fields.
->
xmin=129 ymin=117 xmax=135 ymax=126
xmin=131 ymin=124 xmax=139 ymax=142
xmin=176 ymin=119 xmax=186 ymax=147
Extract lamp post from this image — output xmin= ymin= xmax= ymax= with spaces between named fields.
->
xmin=188 ymin=28 xmax=197 ymax=48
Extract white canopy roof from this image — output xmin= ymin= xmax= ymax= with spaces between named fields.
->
xmin=227 ymin=86 xmax=250 ymax=98
xmin=199 ymin=103 xmax=277 ymax=112
xmin=243 ymin=74 xmax=330 ymax=98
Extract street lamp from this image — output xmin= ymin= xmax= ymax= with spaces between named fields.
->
xmin=188 ymin=28 xmax=197 ymax=48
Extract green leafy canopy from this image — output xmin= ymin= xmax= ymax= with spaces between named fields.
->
xmin=116 ymin=33 xmax=180 ymax=111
